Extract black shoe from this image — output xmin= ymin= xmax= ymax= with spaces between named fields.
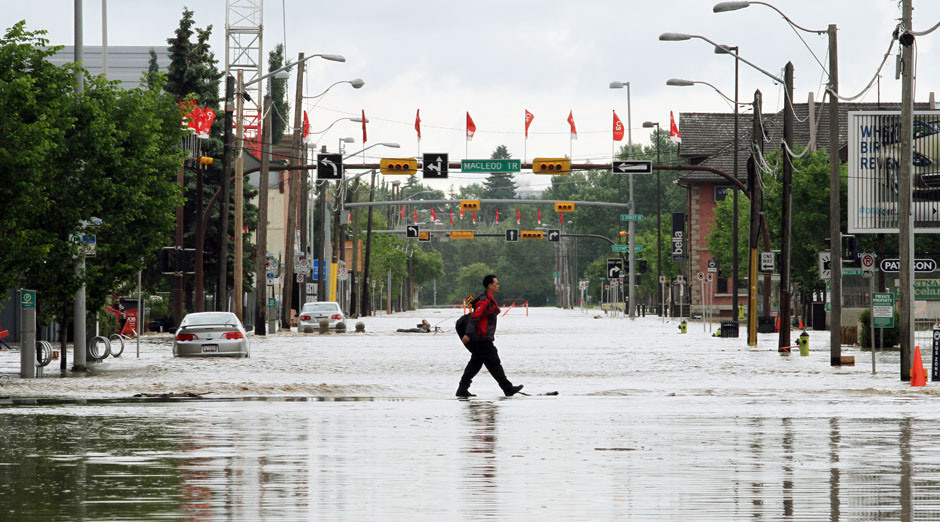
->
xmin=504 ymin=384 xmax=524 ymax=397
xmin=456 ymin=389 xmax=476 ymax=398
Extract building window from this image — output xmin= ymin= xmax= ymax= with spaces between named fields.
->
xmin=717 ymin=277 xmax=728 ymax=294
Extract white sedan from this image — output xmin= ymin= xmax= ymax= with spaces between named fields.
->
xmin=298 ymin=301 xmax=345 ymax=330
xmin=173 ymin=312 xmax=249 ymax=358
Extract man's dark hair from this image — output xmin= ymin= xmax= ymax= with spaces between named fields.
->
xmin=482 ymin=274 xmax=497 ymax=288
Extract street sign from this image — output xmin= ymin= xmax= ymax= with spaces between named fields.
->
xmin=843 ymin=268 xmax=863 ymax=276
xmin=880 ymin=258 xmax=938 ymax=273
xmin=819 ymin=251 xmax=831 ymax=280
xmin=505 ymin=229 xmax=519 ymax=242
xmin=547 ymin=229 xmax=561 ymax=242
xmin=268 ymin=297 xmax=277 ymax=308
xmin=760 ymin=252 xmax=775 ymax=273
xmin=612 ymin=160 xmax=652 ymax=174
xmin=316 ymin=153 xmax=343 ymax=180
xmin=312 ymin=260 xmax=319 ymax=281
xmin=706 ymin=273 xmax=714 ymax=282
xmin=607 ymin=258 xmax=624 ymax=279
xmin=860 ymin=252 xmax=876 ymax=272
xmin=461 ymin=159 xmax=521 ymax=173
xmin=707 ymin=259 xmax=718 ymax=273
xmin=873 ymin=292 xmax=895 ymax=328
xmin=677 ymin=275 xmax=685 ymax=283
xmin=659 ymin=275 xmax=666 ymax=284
xmin=20 ymin=290 xmax=36 ymax=309
xmin=697 ymin=271 xmax=705 ymax=281
xmin=620 ymin=214 xmax=643 ymax=222
xmin=406 ymin=225 xmax=420 ymax=238
xmin=296 ymin=273 xmax=304 ymax=283
xmin=422 ymin=153 xmax=449 ymax=179
xmin=914 ymin=279 xmax=940 ymax=300
xmin=612 ymin=245 xmax=630 ymax=253
xmin=306 ymin=283 xmax=316 ymax=295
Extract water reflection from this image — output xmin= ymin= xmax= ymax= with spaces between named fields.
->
xmin=460 ymin=400 xmax=499 ymax=518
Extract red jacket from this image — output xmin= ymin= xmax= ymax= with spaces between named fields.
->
xmin=466 ymin=291 xmax=499 ymax=342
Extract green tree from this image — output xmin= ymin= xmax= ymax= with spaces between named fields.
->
xmin=267 ymin=43 xmax=289 ymax=144
xmin=482 ymin=145 xmax=517 ymax=199
xmin=145 ymin=48 xmax=160 ymax=90
xmin=0 ymin=22 xmax=184 ymax=325
xmin=166 ymin=8 xmax=221 ymax=107
xmin=449 ymin=263 xmax=494 ymax=303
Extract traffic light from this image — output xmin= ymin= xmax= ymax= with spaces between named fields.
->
xmin=158 ymin=248 xmax=172 ymax=273
xmin=532 ymin=157 xmax=570 ymax=174
xmin=380 ymin=157 xmax=418 ymax=175
xmin=199 ymin=156 xmax=214 ymax=167
xmin=460 ymin=200 xmax=481 ymax=211
xmin=554 ymin=201 xmax=575 ymax=212
xmin=520 ymin=230 xmax=544 ymax=239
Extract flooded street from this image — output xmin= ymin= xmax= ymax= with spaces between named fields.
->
xmin=3 ymin=308 xmax=940 ymax=520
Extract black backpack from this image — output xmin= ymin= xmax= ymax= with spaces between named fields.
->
xmin=455 ymin=295 xmax=477 ymax=339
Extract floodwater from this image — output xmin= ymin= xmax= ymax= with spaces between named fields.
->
xmin=3 ymin=308 xmax=940 ymax=520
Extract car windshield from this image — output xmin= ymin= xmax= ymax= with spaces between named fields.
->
xmin=182 ymin=313 xmax=238 ymax=326
xmin=303 ymin=303 xmax=340 ymax=313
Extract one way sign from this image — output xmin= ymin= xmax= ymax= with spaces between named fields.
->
xmin=612 ymin=160 xmax=652 ymax=174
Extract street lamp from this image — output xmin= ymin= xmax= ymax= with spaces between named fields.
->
xmin=713 ymin=0 xmax=850 ymax=371
xmin=609 ymin=80 xmax=637 ymax=319
xmin=666 ymin=53 xmax=743 ymax=328
xmin=339 ymin=137 xmax=354 ymax=155
xmin=305 ymin=78 xmax=365 ymax=99
xmin=661 ymin=30 xmax=794 ymax=350
xmin=642 ymin=120 xmax=663 ymax=317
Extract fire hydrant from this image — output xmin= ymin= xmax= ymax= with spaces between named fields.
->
xmin=678 ymin=319 xmax=687 ymax=334
xmin=798 ymin=330 xmax=809 ymax=356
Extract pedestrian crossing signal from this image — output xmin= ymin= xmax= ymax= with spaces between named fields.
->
xmin=532 ymin=158 xmax=570 ymax=174
xmin=554 ymin=201 xmax=575 ymax=212
xmin=380 ymin=157 xmax=418 ymax=174
xmin=520 ymin=230 xmax=544 ymax=239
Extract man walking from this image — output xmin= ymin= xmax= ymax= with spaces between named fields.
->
xmin=457 ymin=275 xmax=524 ymax=398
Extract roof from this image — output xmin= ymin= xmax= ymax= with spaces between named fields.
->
xmin=678 ymin=99 xmax=937 ymax=183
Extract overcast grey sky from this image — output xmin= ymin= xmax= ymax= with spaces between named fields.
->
xmin=7 ymin=1 xmax=940 ymax=192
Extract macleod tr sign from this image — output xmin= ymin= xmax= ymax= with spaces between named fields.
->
xmin=848 ymin=110 xmax=940 ymax=234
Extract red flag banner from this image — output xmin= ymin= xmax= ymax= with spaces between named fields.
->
xmin=567 ymin=111 xmax=577 ymax=140
xmin=362 ymin=109 xmax=368 ymax=143
xmin=415 ymin=109 xmax=422 ymax=139
xmin=525 ymin=110 xmax=534 ymax=138
xmin=472 ymin=210 xmax=476 ymax=224
xmin=560 ymin=211 xmax=565 ymax=226
xmin=414 ymin=209 xmax=418 ymax=223
xmin=430 ymin=206 xmax=437 ymax=222
xmin=199 ymin=108 xmax=216 ymax=137
xmin=302 ymin=110 xmax=310 ymax=142
xmin=670 ymin=111 xmax=682 ymax=144
xmin=613 ymin=110 xmax=624 ymax=142
xmin=495 ymin=208 xmax=500 ymax=224
xmin=537 ymin=208 xmax=542 ymax=224
xmin=460 ymin=208 xmax=465 ymax=220
xmin=466 ymin=112 xmax=476 ymax=140
xmin=400 ymin=205 xmax=405 ymax=220
xmin=516 ymin=208 xmax=521 ymax=225
xmin=450 ymin=209 xmax=454 ymax=225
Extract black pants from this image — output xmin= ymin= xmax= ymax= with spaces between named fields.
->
xmin=459 ymin=339 xmax=513 ymax=393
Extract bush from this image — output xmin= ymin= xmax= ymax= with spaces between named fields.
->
xmin=858 ymin=308 xmax=900 ymax=348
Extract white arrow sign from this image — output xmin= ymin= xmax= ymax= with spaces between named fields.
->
xmin=613 ymin=160 xmax=652 ymax=174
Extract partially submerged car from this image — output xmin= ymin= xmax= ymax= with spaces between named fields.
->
xmin=173 ymin=312 xmax=249 ymax=358
xmin=298 ymin=301 xmax=345 ymax=330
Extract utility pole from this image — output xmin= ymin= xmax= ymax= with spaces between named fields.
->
xmin=626 ymin=83 xmax=636 ymax=319
xmin=732 ymin=47 xmax=740 ymax=323
xmin=747 ymin=90 xmax=763 ymax=345
xmin=219 ymin=75 xmax=233 ymax=312
xmin=899 ymin=0 xmax=915 ymax=380
xmin=828 ymin=24 xmax=843 ymax=366
xmin=282 ymin=53 xmax=305 ymax=329
xmin=195 ymin=152 xmax=205 ymax=312
xmin=254 ymin=93 xmax=272 ymax=335
xmin=779 ymin=62 xmax=794 ymax=350
xmin=233 ymin=70 xmax=246 ymax=321
xmin=72 ymin=0 xmax=87 ymax=371
xmin=361 ymin=170 xmax=378 ymax=316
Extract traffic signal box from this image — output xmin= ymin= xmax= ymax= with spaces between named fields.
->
xmin=199 ymin=156 xmax=214 ymax=167
xmin=520 ymin=230 xmax=544 ymax=239
xmin=554 ymin=201 xmax=575 ymax=212
xmin=460 ymin=200 xmax=481 ymax=211
xmin=532 ymin=158 xmax=570 ymax=175
xmin=380 ymin=157 xmax=418 ymax=175
xmin=450 ymin=231 xmax=475 ymax=239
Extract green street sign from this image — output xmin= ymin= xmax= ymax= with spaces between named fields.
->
xmin=620 ymin=214 xmax=643 ymax=222
xmin=843 ymin=268 xmax=863 ymax=276
xmin=872 ymin=292 xmax=895 ymax=328
xmin=267 ymin=298 xmax=277 ymax=308
xmin=461 ymin=159 xmax=521 ymax=173
xmin=612 ymin=245 xmax=643 ymax=253
xmin=20 ymin=290 xmax=36 ymax=309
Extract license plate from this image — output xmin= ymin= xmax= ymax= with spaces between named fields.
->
xmin=202 ymin=345 xmax=219 ymax=353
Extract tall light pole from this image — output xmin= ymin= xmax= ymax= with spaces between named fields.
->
xmin=609 ymin=80 xmax=636 ymax=318
xmin=713 ymin=0 xmax=844 ymax=362
xmin=642 ymin=120 xmax=663 ymax=315
xmin=660 ymin=31 xmax=788 ymax=345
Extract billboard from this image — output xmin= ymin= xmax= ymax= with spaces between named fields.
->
xmin=848 ymin=110 xmax=940 ymax=233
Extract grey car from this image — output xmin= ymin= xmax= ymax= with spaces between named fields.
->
xmin=173 ymin=312 xmax=249 ymax=358
xmin=297 ymin=301 xmax=345 ymax=330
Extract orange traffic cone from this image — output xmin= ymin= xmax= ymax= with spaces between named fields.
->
xmin=912 ymin=345 xmax=927 ymax=387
